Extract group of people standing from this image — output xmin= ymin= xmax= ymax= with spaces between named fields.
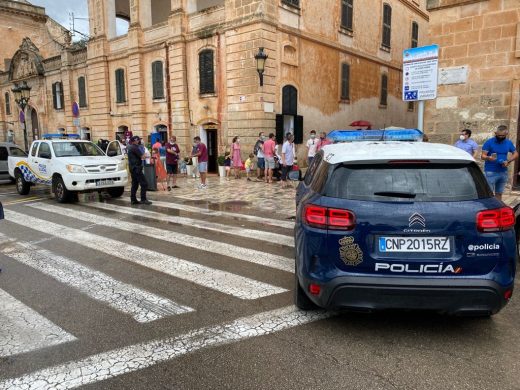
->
xmin=127 ymin=135 xmax=210 ymax=204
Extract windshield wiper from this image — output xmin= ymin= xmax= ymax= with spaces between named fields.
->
xmin=373 ymin=191 xmax=417 ymax=198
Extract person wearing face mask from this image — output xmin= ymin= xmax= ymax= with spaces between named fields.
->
xmin=481 ymin=125 xmax=519 ymax=200
xmin=165 ymin=135 xmax=181 ymax=190
xmin=231 ymin=135 xmax=242 ymax=179
xmin=454 ymin=129 xmax=479 ymax=158
xmin=253 ymin=132 xmax=265 ymax=180
xmin=306 ymin=130 xmax=318 ymax=166
xmin=191 ymin=136 xmax=208 ymax=189
xmin=316 ymin=131 xmax=332 ymax=151
xmin=281 ymin=133 xmax=295 ymax=189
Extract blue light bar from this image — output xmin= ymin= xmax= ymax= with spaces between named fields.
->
xmin=42 ymin=133 xmax=81 ymax=140
xmin=327 ymin=129 xmax=423 ymax=143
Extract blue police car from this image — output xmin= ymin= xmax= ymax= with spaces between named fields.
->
xmin=295 ymin=129 xmax=516 ymax=316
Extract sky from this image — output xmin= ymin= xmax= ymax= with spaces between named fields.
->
xmin=28 ymin=0 xmax=128 ymax=40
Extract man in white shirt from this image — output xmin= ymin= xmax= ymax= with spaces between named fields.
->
xmin=281 ymin=133 xmax=295 ymax=188
xmin=306 ymin=130 xmax=318 ymax=166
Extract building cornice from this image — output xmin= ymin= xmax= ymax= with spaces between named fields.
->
xmin=397 ymin=0 xmax=430 ymax=21
xmin=0 ymin=3 xmax=46 ymax=22
xmin=427 ymin=0 xmax=486 ymax=11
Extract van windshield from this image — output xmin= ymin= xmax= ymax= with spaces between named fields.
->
xmin=324 ymin=163 xmax=492 ymax=202
xmin=52 ymin=142 xmax=105 ymax=157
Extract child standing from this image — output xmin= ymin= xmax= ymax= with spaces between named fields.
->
xmin=224 ymin=153 xmax=232 ymax=181
xmin=245 ymin=153 xmax=255 ymax=181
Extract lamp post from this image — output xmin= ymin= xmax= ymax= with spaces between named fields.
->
xmin=12 ymin=81 xmax=31 ymax=152
xmin=254 ymin=47 xmax=268 ymax=87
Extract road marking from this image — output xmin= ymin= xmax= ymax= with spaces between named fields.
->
xmin=2 ymin=196 xmax=43 ymax=206
xmin=0 ymin=288 xmax=76 ymax=358
xmin=29 ymin=203 xmax=294 ymax=273
xmin=4 ymin=210 xmax=287 ymax=300
xmin=0 ymin=306 xmax=331 ymax=389
xmin=82 ymin=201 xmax=294 ymax=247
xmin=119 ymin=198 xmax=295 ymax=229
xmin=0 ymin=234 xmax=193 ymax=323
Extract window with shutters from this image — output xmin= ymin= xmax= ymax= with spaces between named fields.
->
xmin=152 ymin=61 xmax=165 ymax=100
xmin=411 ymin=22 xmax=419 ymax=48
xmin=78 ymin=76 xmax=87 ymax=108
xmin=199 ymin=50 xmax=215 ymax=95
xmin=341 ymin=63 xmax=350 ymax=101
xmin=282 ymin=0 xmax=300 ymax=7
xmin=115 ymin=68 xmax=126 ymax=103
xmin=4 ymin=92 xmax=11 ymax=115
xmin=52 ymin=82 xmax=64 ymax=110
xmin=380 ymin=74 xmax=388 ymax=107
xmin=381 ymin=4 xmax=392 ymax=49
xmin=341 ymin=0 xmax=353 ymax=31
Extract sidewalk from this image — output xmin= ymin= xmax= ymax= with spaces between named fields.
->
xmin=148 ymin=174 xmax=297 ymax=218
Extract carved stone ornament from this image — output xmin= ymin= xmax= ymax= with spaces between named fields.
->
xmin=9 ymin=38 xmax=45 ymax=81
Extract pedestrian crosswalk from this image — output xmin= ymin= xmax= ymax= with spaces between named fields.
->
xmin=0 ymin=198 xmax=313 ymax=388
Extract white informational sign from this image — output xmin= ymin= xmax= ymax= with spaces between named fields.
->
xmin=438 ymin=66 xmax=468 ymax=85
xmin=402 ymin=45 xmax=439 ymax=101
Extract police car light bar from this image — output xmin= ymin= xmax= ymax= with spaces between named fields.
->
xmin=327 ymin=129 xmax=423 ymax=143
xmin=42 ymin=133 xmax=81 ymax=140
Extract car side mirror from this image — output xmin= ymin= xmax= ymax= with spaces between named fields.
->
xmin=107 ymin=150 xmax=117 ymax=157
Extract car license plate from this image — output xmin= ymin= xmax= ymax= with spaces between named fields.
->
xmin=96 ymin=179 xmax=114 ymax=187
xmin=379 ymin=237 xmax=450 ymax=253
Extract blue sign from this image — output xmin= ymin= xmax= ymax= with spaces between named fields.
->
xmin=404 ymin=91 xmax=418 ymax=101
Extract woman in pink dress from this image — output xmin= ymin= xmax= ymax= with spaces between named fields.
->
xmin=231 ymin=136 xmax=242 ymax=179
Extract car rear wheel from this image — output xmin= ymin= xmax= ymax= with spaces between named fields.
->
xmin=294 ymin=272 xmax=319 ymax=310
xmin=54 ymin=176 xmax=71 ymax=203
xmin=106 ymin=186 xmax=124 ymax=198
xmin=15 ymin=171 xmax=30 ymax=195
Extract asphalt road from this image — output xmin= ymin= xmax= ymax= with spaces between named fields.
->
xmin=0 ymin=179 xmax=519 ymax=390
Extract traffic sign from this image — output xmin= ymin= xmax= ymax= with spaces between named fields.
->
xmin=402 ymin=45 xmax=439 ymax=102
xmin=73 ymin=118 xmax=80 ymax=126
xmin=72 ymin=102 xmax=80 ymax=118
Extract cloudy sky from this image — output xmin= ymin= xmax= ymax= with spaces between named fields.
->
xmin=29 ymin=0 xmax=127 ymax=39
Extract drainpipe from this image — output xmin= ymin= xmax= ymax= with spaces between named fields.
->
xmin=216 ymin=31 xmax=223 ymax=152
xmin=165 ymin=42 xmax=172 ymax=136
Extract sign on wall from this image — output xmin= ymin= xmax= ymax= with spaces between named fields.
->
xmin=402 ymin=44 xmax=439 ymax=101
xmin=438 ymin=66 xmax=468 ymax=85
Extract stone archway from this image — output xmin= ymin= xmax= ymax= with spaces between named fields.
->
xmin=26 ymin=106 xmax=40 ymax=140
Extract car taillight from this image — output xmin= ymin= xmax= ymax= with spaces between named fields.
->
xmin=476 ymin=207 xmax=515 ymax=232
xmin=304 ymin=205 xmax=356 ymax=230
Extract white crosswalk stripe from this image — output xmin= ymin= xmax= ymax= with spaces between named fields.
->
xmin=0 ymin=306 xmax=331 ymax=390
xmin=119 ymin=198 xmax=296 ymax=229
xmin=0 ymin=234 xmax=193 ymax=323
xmin=0 ymin=288 xmax=76 ymax=358
xmin=5 ymin=210 xmax=287 ymax=300
xmin=29 ymin=203 xmax=294 ymax=273
xmin=88 ymin=201 xmax=294 ymax=247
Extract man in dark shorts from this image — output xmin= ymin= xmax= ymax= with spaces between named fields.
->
xmin=127 ymin=136 xmax=152 ymax=205
xmin=165 ymin=135 xmax=181 ymax=190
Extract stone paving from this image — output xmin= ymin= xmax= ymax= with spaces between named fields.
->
xmin=149 ymin=174 xmax=297 ymax=218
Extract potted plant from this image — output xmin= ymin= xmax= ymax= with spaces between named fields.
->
xmin=217 ymin=155 xmax=226 ymax=177
xmin=184 ymin=156 xmax=194 ymax=177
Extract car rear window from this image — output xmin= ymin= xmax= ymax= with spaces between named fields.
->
xmin=324 ymin=163 xmax=492 ymax=202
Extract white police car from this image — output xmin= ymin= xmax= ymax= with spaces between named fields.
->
xmin=295 ymin=129 xmax=516 ymax=316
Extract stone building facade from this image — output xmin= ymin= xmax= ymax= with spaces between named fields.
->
xmin=424 ymin=0 xmax=520 ymax=176
xmin=1 ymin=0 xmax=428 ymax=171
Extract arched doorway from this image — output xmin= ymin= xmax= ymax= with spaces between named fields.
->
xmin=27 ymin=107 xmax=40 ymax=140
xmin=201 ymin=122 xmax=218 ymax=173
xmin=277 ymin=85 xmax=303 ymax=144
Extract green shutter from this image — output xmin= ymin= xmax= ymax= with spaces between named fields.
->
xmin=152 ymin=61 xmax=164 ymax=99
xmin=78 ymin=77 xmax=87 ymax=107
xmin=341 ymin=63 xmax=350 ymax=100
xmin=116 ymin=69 xmax=125 ymax=103
xmin=199 ymin=50 xmax=215 ymax=94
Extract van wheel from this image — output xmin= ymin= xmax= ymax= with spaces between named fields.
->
xmin=294 ymin=271 xmax=319 ymax=310
xmin=54 ymin=176 xmax=71 ymax=203
xmin=106 ymin=186 xmax=124 ymax=198
xmin=15 ymin=171 xmax=30 ymax=195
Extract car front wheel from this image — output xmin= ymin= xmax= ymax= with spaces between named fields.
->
xmin=15 ymin=171 xmax=30 ymax=195
xmin=54 ymin=176 xmax=71 ymax=203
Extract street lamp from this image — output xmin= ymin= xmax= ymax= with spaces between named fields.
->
xmin=254 ymin=47 xmax=268 ymax=87
xmin=12 ymin=81 xmax=31 ymax=152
